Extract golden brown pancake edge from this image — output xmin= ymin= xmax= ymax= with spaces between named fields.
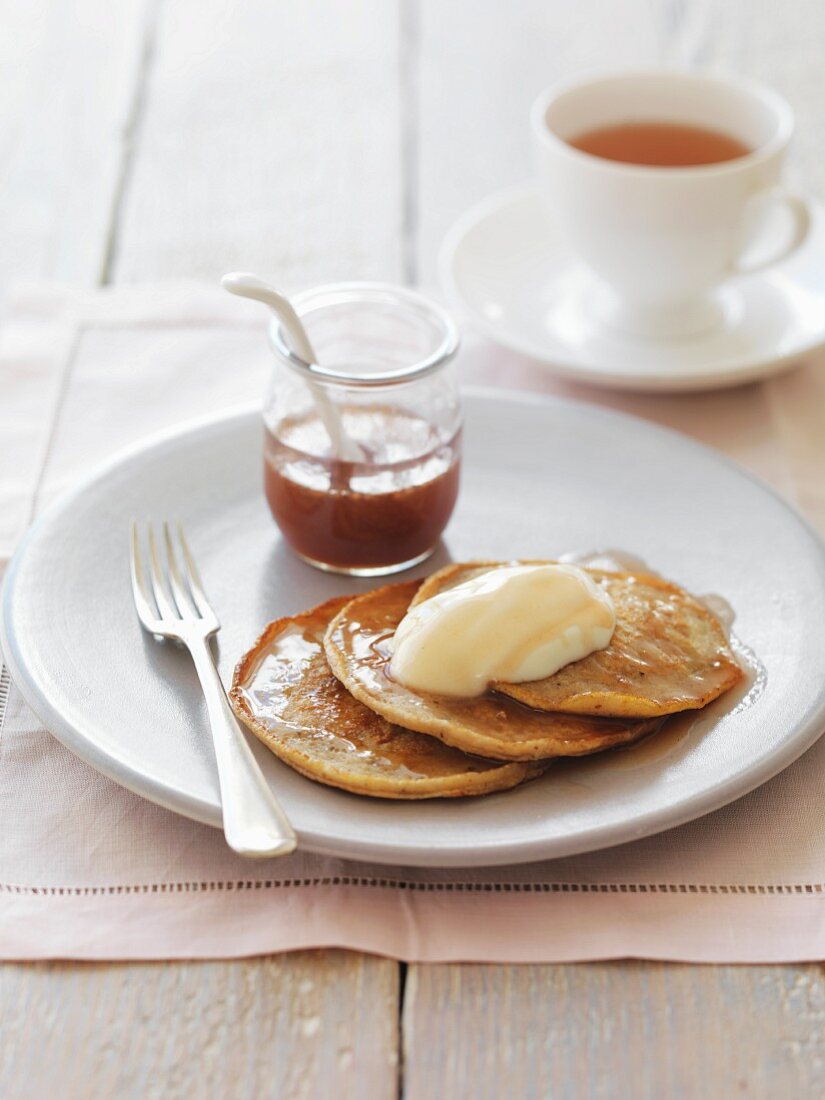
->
xmin=230 ymin=596 xmax=544 ymax=799
xmin=323 ymin=581 xmax=661 ymax=761
xmin=412 ymin=561 xmax=744 ymax=718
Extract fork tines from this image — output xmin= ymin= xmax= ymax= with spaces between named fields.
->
xmin=130 ymin=520 xmax=218 ymax=634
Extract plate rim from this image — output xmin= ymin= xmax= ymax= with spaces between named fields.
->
xmin=439 ymin=181 xmax=825 ymax=394
xmin=4 ymin=389 xmax=825 ymax=867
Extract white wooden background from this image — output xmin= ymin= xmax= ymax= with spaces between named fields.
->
xmin=3 ymin=1 xmax=825 ymax=1096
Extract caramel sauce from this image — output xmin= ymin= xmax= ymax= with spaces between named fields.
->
xmin=264 ymin=407 xmax=460 ymax=571
xmin=557 ymin=633 xmax=766 ymax=777
xmin=237 ymin=604 xmax=519 ymax=781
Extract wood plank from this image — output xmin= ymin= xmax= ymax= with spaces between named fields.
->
xmin=414 ymin=0 xmax=661 ymax=287
xmin=403 ymin=961 xmax=825 ymax=1099
xmin=0 ymin=0 xmax=150 ymax=301
xmin=728 ymin=0 xmax=825 ymax=198
xmin=110 ymin=0 xmax=405 ymax=288
xmin=0 ymin=952 xmax=399 ymax=1099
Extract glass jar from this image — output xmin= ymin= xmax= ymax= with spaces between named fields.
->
xmin=263 ymin=283 xmax=462 ymax=576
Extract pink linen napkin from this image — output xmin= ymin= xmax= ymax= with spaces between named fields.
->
xmin=2 ymin=281 xmax=825 ymax=963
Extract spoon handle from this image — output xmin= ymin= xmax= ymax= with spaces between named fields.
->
xmin=221 ymin=272 xmax=363 ymax=463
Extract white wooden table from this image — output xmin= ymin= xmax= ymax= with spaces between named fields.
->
xmin=3 ymin=2 xmax=825 ymax=1095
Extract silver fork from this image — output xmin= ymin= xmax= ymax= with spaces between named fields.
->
xmin=130 ymin=520 xmax=296 ymax=858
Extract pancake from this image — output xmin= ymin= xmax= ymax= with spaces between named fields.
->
xmin=411 ymin=561 xmax=743 ymax=718
xmin=323 ymin=582 xmax=660 ymax=761
xmin=230 ymin=596 xmax=542 ymax=799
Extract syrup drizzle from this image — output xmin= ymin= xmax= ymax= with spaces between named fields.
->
xmin=554 ymin=549 xmax=766 ymax=773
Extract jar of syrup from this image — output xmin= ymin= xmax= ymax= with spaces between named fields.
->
xmin=263 ymin=283 xmax=462 ymax=576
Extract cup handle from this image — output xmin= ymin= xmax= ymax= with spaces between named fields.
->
xmin=731 ymin=187 xmax=812 ymax=276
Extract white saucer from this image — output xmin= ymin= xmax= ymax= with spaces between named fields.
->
xmin=440 ymin=184 xmax=825 ymax=392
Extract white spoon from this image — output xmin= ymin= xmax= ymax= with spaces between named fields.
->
xmin=221 ymin=272 xmax=364 ymax=463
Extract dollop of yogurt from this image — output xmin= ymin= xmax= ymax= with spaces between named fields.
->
xmin=389 ymin=564 xmax=616 ymax=698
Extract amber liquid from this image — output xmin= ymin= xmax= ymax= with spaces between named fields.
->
xmin=264 ymin=407 xmax=461 ymax=571
xmin=568 ymin=121 xmax=751 ymax=167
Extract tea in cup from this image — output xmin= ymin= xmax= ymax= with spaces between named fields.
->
xmin=531 ymin=70 xmax=811 ymax=339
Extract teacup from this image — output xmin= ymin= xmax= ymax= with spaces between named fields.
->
xmin=531 ymin=70 xmax=812 ymax=339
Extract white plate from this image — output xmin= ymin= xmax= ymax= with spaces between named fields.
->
xmin=3 ymin=391 xmax=825 ymax=867
xmin=440 ymin=185 xmax=825 ymax=392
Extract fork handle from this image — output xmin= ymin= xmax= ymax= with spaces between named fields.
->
xmin=189 ymin=641 xmax=297 ymax=858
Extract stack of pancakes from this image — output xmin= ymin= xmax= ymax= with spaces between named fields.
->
xmin=230 ymin=561 xmax=743 ymax=799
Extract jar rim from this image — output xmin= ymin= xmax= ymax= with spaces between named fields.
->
xmin=268 ymin=281 xmax=460 ymax=387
